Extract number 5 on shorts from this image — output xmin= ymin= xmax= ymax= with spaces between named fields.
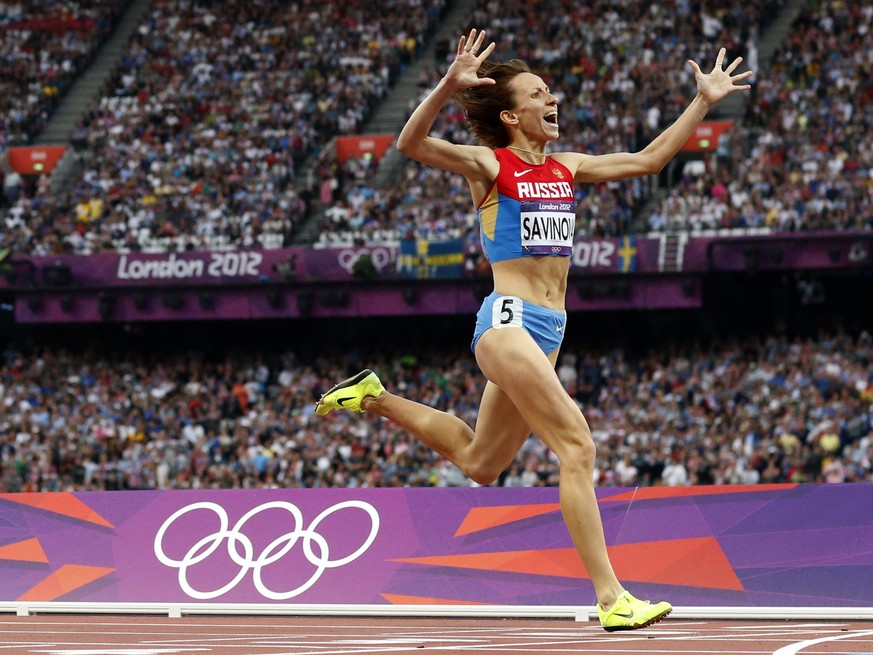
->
xmin=492 ymin=296 xmax=524 ymax=329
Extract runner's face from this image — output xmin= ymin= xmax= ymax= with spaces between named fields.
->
xmin=507 ymin=72 xmax=559 ymax=142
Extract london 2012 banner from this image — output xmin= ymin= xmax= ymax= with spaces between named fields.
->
xmin=0 ymin=485 xmax=871 ymax=609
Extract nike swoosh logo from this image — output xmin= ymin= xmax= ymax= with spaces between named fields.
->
xmin=336 ymin=396 xmax=355 ymax=406
xmin=613 ymin=610 xmax=634 ymax=618
xmin=556 ymin=325 xmax=564 ymax=332
xmin=513 ymin=169 xmax=533 ymax=177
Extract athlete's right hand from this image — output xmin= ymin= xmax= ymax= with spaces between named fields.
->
xmin=444 ymin=28 xmax=497 ymax=90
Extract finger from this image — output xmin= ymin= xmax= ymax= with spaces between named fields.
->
xmin=476 ymin=41 xmax=497 ymax=60
xmin=457 ymin=34 xmax=467 ymax=56
xmin=466 ymin=28 xmax=478 ymax=51
xmin=724 ymin=56 xmax=743 ymax=75
xmin=714 ymin=47 xmax=726 ymax=70
xmin=471 ymin=29 xmax=487 ymax=53
xmin=731 ymin=70 xmax=754 ymax=82
xmin=687 ymin=59 xmax=702 ymax=75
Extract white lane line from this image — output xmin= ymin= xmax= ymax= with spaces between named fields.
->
xmin=32 ymin=650 xmax=211 ymax=655
xmin=726 ymin=623 xmax=849 ymax=630
xmin=773 ymin=629 xmax=873 ymax=655
xmin=0 ymin=646 xmax=55 ymax=650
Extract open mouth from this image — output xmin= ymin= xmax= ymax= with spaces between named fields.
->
xmin=544 ymin=111 xmax=558 ymax=126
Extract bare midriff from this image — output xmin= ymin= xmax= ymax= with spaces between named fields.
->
xmin=490 ymin=257 xmax=570 ymax=311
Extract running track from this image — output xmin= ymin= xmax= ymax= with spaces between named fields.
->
xmin=1 ymin=616 xmax=872 ymax=655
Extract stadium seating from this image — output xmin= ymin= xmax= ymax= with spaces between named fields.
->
xmin=1 ymin=330 xmax=870 ymax=491
xmin=2 ymin=0 xmax=446 ymax=254
xmin=0 ymin=0 xmax=129 ymax=148
xmin=0 ymin=0 xmax=871 ymax=493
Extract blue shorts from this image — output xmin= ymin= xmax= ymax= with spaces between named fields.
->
xmin=471 ymin=292 xmax=567 ymax=355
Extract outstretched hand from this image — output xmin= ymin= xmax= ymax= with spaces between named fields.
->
xmin=688 ymin=48 xmax=753 ymax=107
xmin=443 ymin=28 xmax=497 ymax=91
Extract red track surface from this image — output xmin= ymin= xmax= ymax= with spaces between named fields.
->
xmin=1 ymin=616 xmax=872 ymax=654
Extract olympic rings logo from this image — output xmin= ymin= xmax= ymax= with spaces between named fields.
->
xmin=336 ymin=246 xmax=395 ymax=273
xmin=153 ymin=500 xmax=380 ymax=600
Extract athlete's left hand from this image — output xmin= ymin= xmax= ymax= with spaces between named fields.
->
xmin=443 ymin=28 xmax=497 ymax=92
xmin=687 ymin=48 xmax=753 ymax=107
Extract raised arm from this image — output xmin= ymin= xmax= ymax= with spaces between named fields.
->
xmin=554 ymin=48 xmax=753 ymax=183
xmin=396 ymin=29 xmax=497 ymax=179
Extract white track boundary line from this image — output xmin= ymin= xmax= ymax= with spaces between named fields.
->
xmin=1 ymin=603 xmax=873 ymax=621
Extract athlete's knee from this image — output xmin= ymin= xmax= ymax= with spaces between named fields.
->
xmin=554 ymin=427 xmax=597 ymax=472
xmin=442 ymin=442 xmax=505 ymax=486
xmin=462 ymin=458 xmax=504 ymax=486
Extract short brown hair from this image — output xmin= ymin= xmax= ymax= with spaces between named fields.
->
xmin=453 ymin=59 xmax=531 ymax=149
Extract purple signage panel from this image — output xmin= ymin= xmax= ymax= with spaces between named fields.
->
xmin=1 ymin=237 xmax=658 ymax=292
xmin=683 ymin=231 xmax=873 ymax=271
xmin=0 ymin=246 xmax=399 ymax=289
xmin=11 ymin=278 xmax=699 ymax=323
xmin=11 ymin=284 xmax=486 ymax=323
xmin=3 ymin=232 xmax=869 ymax=297
xmin=0 ymin=484 xmax=870 ymax=608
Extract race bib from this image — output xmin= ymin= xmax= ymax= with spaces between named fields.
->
xmin=491 ymin=295 xmax=524 ymax=329
xmin=520 ymin=200 xmax=575 ymax=255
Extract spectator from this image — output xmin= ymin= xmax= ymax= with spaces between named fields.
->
xmin=1 ymin=329 xmax=870 ymax=493
xmin=3 ymin=0 xmax=446 ymax=255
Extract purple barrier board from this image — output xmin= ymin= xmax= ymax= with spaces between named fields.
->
xmin=684 ymin=231 xmax=873 ymax=271
xmin=11 ymin=276 xmax=700 ymax=323
xmin=2 ymin=232 xmax=869 ymax=293
xmin=0 ymin=484 xmax=870 ymax=608
xmin=1 ymin=238 xmax=654 ymax=290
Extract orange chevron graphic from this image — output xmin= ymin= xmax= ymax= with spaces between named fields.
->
xmin=382 ymin=593 xmax=489 ymax=605
xmin=610 ymin=537 xmax=743 ymax=590
xmin=393 ymin=536 xmax=743 ymax=591
xmin=0 ymin=538 xmax=48 ymax=563
xmin=0 ymin=493 xmax=113 ymax=528
xmin=455 ymin=503 xmax=561 ymax=536
xmin=17 ymin=564 xmax=116 ymax=601
xmin=454 ymin=486 xmax=797 ymax=535
xmin=601 ymin=483 xmax=797 ymax=503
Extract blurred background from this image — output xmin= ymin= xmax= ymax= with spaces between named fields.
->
xmin=0 ymin=0 xmax=870 ymax=493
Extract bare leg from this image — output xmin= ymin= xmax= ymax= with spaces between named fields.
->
xmin=363 ymin=377 xmax=530 ymax=485
xmin=360 ymin=326 xmax=623 ymax=607
xmin=362 ymin=393 xmax=473 ymax=461
xmin=473 ymin=328 xmax=623 ymax=608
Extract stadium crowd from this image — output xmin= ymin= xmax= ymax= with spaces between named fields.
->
xmin=2 ymin=0 xmax=445 ymax=255
xmin=1 ymin=330 xmax=870 ymax=493
xmin=318 ymin=0 xmax=872 ymax=245
xmin=9 ymin=0 xmax=873 ymax=256
xmin=317 ymin=0 xmax=784 ymax=246
xmin=646 ymin=0 xmax=873 ymax=234
xmin=1 ymin=1 xmax=871 ymax=497
xmin=0 ymin=0 xmax=128 ymax=148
